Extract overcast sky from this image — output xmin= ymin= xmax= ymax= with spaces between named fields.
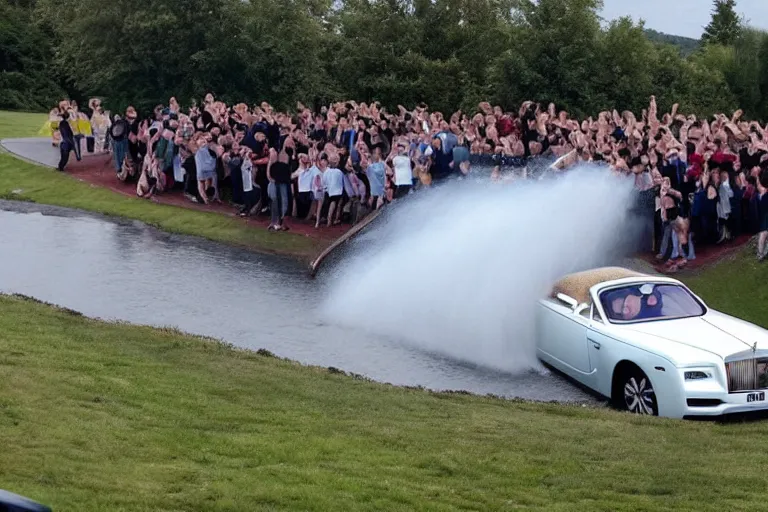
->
xmin=600 ymin=0 xmax=768 ymax=39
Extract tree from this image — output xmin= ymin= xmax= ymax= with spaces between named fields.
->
xmin=682 ymin=43 xmax=738 ymax=116
xmin=726 ymin=28 xmax=765 ymax=118
xmin=0 ymin=1 xmax=65 ymax=110
xmin=701 ymin=0 xmax=742 ymax=46
xmin=489 ymin=0 xmax=604 ymax=115
xmin=13 ymin=0 xmax=767 ymax=122
xmin=240 ymin=0 xmax=338 ymax=110
xmin=596 ymin=18 xmax=658 ymax=113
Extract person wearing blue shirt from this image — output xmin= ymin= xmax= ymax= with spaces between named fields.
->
xmin=437 ymin=130 xmax=458 ymax=155
xmin=366 ymin=148 xmax=388 ymax=210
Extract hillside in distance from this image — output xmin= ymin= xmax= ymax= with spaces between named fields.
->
xmin=645 ymin=28 xmax=700 ymax=55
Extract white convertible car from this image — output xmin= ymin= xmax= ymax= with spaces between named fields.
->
xmin=537 ymin=267 xmax=768 ymax=419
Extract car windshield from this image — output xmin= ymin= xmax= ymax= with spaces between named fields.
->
xmin=599 ymin=283 xmax=705 ymax=323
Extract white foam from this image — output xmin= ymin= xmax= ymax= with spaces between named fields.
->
xmin=321 ymin=167 xmax=640 ymax=374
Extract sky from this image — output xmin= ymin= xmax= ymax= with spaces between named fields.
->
xmin=600 ymin=0 xmax=768 ymax=39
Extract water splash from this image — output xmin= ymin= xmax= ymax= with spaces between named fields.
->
xmin=321 ymin=167 xmax=642 ymax=373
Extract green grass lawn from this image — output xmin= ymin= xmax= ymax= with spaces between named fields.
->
xmin=683 ymin=244 xmax=768 ymax=328
xmin=0 ymin=110 xmax=47 ymax=139
xmin=1 ymin=289 xmax=768 ymax=512
xmin=0 ymin=111 xmax=319 ymax=259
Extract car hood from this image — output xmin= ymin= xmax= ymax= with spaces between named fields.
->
xmin=618 ymin=311 xmax=768 ymax=360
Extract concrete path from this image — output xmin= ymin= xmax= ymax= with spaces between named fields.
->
xmin=0 ymin=137 xmax=59 ymax=168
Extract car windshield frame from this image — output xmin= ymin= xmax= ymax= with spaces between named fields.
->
xmin=596 ymin=281 xmax=707 ymax=325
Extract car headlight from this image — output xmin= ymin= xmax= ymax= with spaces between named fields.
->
xmin=684 ymin=370 xmax=713 ymax=380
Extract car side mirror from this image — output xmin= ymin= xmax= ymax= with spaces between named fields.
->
xmin=574 ymin=303 xmax=590 ymax=317
xmin=556 ymin=293 xmax=578 ymax=309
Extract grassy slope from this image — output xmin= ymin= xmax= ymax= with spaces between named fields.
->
xmin=684 ymin=246 xmax=768 ymax=328
xmin=0 ymin=111 xmax=318 ymax=259
xmin=2 ymin=293 xmax=768 ymax=512
xmin=0 ymin=110 xmax=49 ymax=138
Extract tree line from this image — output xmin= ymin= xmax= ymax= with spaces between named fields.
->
xmin=2 ymin=0 xmax=768 ymax=120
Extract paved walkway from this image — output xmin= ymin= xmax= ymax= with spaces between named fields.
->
xmin=1 ymin=137 xmax=60 ymax=168
xmin=0 ymin=137 xmax=346 ymax=242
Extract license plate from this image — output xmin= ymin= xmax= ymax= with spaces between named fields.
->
xmin=747 ymin=392 xmax=766 ymax=403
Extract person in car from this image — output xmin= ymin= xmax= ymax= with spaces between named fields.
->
xmin=606 ymin=287 xmax=663 ymax=321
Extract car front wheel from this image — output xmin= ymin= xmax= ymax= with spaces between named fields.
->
xmin=617 ymin=367 xmax=658 ymax=416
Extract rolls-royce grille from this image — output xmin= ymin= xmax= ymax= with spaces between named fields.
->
xmin=726 ymin=358 xmax=768 ymax=392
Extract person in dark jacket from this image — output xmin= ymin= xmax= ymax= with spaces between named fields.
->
xmin=57 ymin=112 xmax=75 ymax=172
xmin=428 ymin=137 xmax=453 ymax=183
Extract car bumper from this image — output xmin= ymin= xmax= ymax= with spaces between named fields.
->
xmin=682 ymin=393 xmax=768 ymax=417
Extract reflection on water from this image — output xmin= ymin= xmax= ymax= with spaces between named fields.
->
xmin=0 ymin=202 xmax=596 ymax=402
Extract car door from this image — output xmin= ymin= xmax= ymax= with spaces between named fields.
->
xmin=537 ymin=301 xmax=592 ymax=376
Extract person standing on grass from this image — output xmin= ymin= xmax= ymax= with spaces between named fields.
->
xmin=758 ymin=171 xmax=768 ymax=261
xmin=57 ymin=111 xmax=76 ymax=172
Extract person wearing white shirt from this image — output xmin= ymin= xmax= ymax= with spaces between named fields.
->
xmin=390 ymin=143 xmax=413 ymax=199
xmin=320 ymin=154 xmax=345 ymax=228
xmin=240 ymin=150 xmax=261 ymax=217
xmin=291 ymin=153 xmax=316 ymax=220
xmin=309 ymin=156 xmax=327 ymax=225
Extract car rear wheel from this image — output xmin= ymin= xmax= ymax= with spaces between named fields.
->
xmin=616 ymin=366 xmax=658 ymax=416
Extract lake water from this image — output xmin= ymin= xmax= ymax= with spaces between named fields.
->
xmin=0 ymin=201 xmax=597 ymax=403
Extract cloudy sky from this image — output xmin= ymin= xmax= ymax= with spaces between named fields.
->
xmin=600 ymin=0 xmax=768 ymax=39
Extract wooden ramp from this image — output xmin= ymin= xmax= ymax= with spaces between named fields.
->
xmin=309 ymin=208 xmax=383 ymax=278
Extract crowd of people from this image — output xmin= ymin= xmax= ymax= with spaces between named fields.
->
xmin=44 ymin=95 xmax=768 ymax=266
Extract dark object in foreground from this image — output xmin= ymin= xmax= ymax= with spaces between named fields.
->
xmin=0 ymin=489 xmax=52 ymax=512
